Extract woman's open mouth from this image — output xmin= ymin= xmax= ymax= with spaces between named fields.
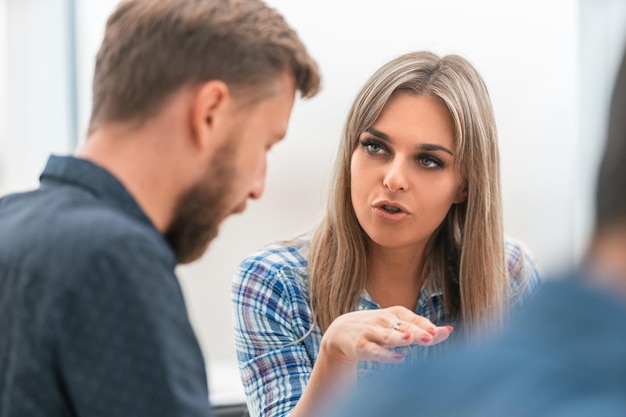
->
xmin=372 ymin=201 xmax=410 ymax=222
xmin=381 ymin=205 xmax=402 ymax=213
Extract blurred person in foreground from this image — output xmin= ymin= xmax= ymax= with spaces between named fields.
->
xmin=327 ymin=48 xmax=626 ymax=417
xmin=0 ymin=0 xmax=320 ymax=416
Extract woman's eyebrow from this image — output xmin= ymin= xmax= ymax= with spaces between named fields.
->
xmin=365 ymin=127 xmax=391 ymax=142
xmin=366 ymin=127 xmax=454 ymax=155
xmin=416 ymin=143 xmax=453 ymax=155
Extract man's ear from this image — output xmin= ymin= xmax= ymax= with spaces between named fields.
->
xmin=190 ymin=80 xmax=231 ymax=151
xmin=453 ymin=184 xmax=468 ymax=204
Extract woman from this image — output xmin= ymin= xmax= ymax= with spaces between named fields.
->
xmin=231 ymin=51 xmax=540 ymax=417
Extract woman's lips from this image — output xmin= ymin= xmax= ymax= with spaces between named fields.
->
xmin=372 ymin=205 xmax=410 ymax=222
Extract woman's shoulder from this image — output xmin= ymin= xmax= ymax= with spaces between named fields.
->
xmin=234 ymin=236 xmax=311 ymax=291
xmin=238 ymin=236 xmax=310 ymax=270
xmin=504 ymin=237 xmax=542 ymax=305
xmin=504 ymin=238 xmax=539 ymax=273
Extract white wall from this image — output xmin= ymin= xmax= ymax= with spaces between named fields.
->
xmin=0 ymin=0 xmax=7 ymax=191
xmin=1 ymin=0 xmax=75 ymax=194
xmin=3 ymin=0 xmax=625 ymax=373
xmin=74 ymin=0 xmax=117 ymax=141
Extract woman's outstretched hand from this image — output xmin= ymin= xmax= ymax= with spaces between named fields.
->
xmin=320 ymin=306 xmax=453 ymax=365
xmin=289 ymin=307 xmax=453 ymax=417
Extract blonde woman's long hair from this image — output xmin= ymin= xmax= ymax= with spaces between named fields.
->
xmin=309 ymin=51 xmax=507 ymax=338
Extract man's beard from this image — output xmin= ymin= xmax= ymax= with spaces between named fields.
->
xmin=165 ymin=143 xmax=241 ymax=264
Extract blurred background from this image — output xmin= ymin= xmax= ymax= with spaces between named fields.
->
xmin=1 ymin=0 xmax=625 ymax=401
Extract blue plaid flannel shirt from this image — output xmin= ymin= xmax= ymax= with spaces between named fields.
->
xmin=231 ymin=238 xmax=541 ymax=417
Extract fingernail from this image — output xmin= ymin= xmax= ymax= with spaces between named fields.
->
xmin=445 ymin=326 xmax=454 ymax=332
xmin=402 ymin=332 xmax=411 ymax=340
xmin=393 ymin=353 xmax=405 ymax=360
xmin=427 ymin=327 xmax=436 ymax=335
xmin=420 ymin=334 xmax=432 ymax=342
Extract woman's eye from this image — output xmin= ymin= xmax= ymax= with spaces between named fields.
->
xmin=418 ymin=156 xmax=442 ymax=168
xmin=360 ymin=140 xmax=385 ymax=154
xmin=367 ymin=143 xmax=382 ymax=153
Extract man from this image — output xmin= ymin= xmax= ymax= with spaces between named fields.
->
xmin=327 ymin=50 xmax=626 ymax=416
xmin=0 ymin=0 xmax=320 ymax=416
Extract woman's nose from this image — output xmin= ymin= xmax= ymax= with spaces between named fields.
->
xmin=382 ymin=159 xmax=408 ymax=192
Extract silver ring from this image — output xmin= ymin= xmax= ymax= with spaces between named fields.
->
xmin=390 ymin=319 xmax=401 ymax=331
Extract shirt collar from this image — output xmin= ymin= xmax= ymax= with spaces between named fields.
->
xmin=40 ymin=155 xmax=159 ymax=233
xmin=358 ymin=285 xmax=445 ymax=312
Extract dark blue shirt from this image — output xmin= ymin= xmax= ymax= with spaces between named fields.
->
xmin=0 ymin=156 xmax=212 ymax=417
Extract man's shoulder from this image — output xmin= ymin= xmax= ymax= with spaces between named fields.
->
xmin=330 ymin=274 xmax=626 ymax=417
xmin=406 ymin=277 xmax=626 ymax=413
xmin=515 ymin=273 xmax=626 ymax=323
xmin=0 ymin=186 xmax=171 ymax=277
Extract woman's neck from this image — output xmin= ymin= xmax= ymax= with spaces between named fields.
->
xmin=365 ymin=242 xmax=426 ymax=310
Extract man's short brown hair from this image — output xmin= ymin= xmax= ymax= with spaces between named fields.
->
xmin=88 ymin=0 xmax=321 ymax=132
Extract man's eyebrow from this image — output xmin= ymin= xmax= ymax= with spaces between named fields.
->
xmin=365 ymin=127 xmax=454 ymax=155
